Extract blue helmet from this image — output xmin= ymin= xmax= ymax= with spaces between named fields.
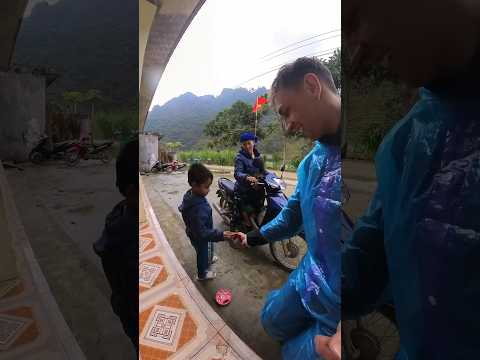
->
xmin=239 ymin=131 xmax=258 ymax=143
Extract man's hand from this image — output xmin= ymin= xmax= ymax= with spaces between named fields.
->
xmin=315 ymin=323 xmax=341 ymax=360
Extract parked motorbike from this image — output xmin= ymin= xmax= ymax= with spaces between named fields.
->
xmin=65 ymin=139 xmax=114 ymax=166
xmin=150 ymin=160 xmax=187 ymax=173
xmin=214 ymin=172 xmax=306 ymax=271
xmin=29 ymin=136 xmax=76 ymax=164
xmin=341 ymin=181 xmax=400 ymax=360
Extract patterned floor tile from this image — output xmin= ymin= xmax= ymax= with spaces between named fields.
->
xmin=0 ymin=307 xmax=37 ymax=351
xmin=139 ymin=258 xmax=167 ymax=293
xmin=139 ymin=290 xmax=218 ymax=360
xmin=0 ymin=279 xmax=22 ymax=301
xmin=191 ymin=334 xmax=242 ymax=360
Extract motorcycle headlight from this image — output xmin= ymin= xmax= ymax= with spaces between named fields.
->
xmin=273 ymin=178 xmax=286 ymax=190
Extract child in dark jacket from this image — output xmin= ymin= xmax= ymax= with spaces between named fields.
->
xmin=179 ymin=163 xmax=244 ymax=280
xmin=93 ymin=139 xmax=139 ymax=352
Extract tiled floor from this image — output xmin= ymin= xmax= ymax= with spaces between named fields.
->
xmin=0 ymin=162 xmax=85 ymax=359
xmin=140 ymin=180 xmax=262 ymax=360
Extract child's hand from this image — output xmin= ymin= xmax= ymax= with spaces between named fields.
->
xmin=236 ymin=232 xmax=248 ymax=247
xmin=223 ymin=231 xmax=248 ymax=247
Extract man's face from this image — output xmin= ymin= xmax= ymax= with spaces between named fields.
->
xmin=242 ymin=140 xmax=255 ymax=155
xmin=345 ymin=0 xmax=478 ymax=86
xmin=273 ymin=77 xmax=331 ymax=139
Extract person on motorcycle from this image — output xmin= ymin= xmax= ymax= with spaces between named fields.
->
xmin=234 ymin=132 xmax=269 ymax=228
xmin=317 ymin=1 xmax=480 ymax=359
xmin=246 ymin=57 xmax=342 ymax=360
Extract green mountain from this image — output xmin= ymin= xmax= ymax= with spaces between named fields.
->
xmin=145 ymin=87 xmax=268 ymax=149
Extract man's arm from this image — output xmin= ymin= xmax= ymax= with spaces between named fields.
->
xmin=260 ymin=187 xmax=303 ymax=241
xmin=234 ymin=157 xmax=249 ymax=183
xmin=342 ymin=188 xmax=390 ymax=318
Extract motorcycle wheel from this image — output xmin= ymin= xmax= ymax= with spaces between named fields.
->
xmin=269 ymin=236 xmax=307 ymax=271
xmin=29 ymin=151 xmax=44 ymax=164
xmin=65 ymin=150 xmax=80 ymax=167
xmin=342 ymin=311 xmax=400 ymax=360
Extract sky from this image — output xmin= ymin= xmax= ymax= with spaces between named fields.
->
xmin=151 ymin=0 xmax=341 ymax=107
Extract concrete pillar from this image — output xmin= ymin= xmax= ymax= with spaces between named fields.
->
xmin=139 ymin=133 xmax=158 ymax=172
xmin=139 ymin=176 xmax=147 ymax=225
xmin=0 ymin=162 xmax=18 ymax=286
xmin=0 ymin=71 xmax=46 ymax=162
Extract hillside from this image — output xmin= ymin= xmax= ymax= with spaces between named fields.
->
xmin=145 ymin=87 xmax=268 ymax=148
xmin=14 ymin=0 xmax=138 ymax=109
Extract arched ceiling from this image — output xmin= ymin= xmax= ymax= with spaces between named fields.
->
xmin=139 ymin=0 xmax=206 ymax=130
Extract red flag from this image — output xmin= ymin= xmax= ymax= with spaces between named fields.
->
xmin=257 ymin=96 xmax=268 ymax=105
xmin=252 ymin=96 xmax=268 ymax=113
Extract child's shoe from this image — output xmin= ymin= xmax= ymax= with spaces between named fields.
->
xmin=196 ymin=270 xmax=216 ymax=281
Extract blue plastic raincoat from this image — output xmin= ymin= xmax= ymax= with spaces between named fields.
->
xmin=260 ymin=140 xmax=342 ymax=359
xmin=343 ymin=84 xmax=480 ymax=359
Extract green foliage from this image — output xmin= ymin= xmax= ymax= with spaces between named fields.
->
xmin=204 ymin=101 xmax=269 ymax=148
xmin=165 ymin=142 xmax=183 ymax=152
xmin=179 ymin=149 xmax=237 ymax=167
xmin=321 ymin=49 xmax=341 ymax=90
xmin=94 ymin=110 xmax=137 ymax=140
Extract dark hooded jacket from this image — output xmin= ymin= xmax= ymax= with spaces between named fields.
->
xmin=93 ymin=200 xmax=138 ymax=348
xmin=234 ymin=148 xmax=267 ymax=193
xmin=178 ymin=190 xmax=224 ymax=244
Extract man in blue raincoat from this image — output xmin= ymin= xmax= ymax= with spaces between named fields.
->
xmin=317 ymin=1 xmax=480 ymax=359
xmin=246 ymin=57 xmax=342 ymax=359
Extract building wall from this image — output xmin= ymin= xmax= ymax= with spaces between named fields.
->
xmin=139 ymin=133 xmax=159 ymax=172
xmin=0 ymin=71 xmax=46 ymax=162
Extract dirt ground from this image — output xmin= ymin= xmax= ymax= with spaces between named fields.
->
xmin=6 ymin=160 xmax=136 ymax=360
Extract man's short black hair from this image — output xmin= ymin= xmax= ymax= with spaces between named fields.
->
xmin=271 ymin=57 xmax=337 ymax=96
xmin=188 ymin=163 xmax=213 ymax=186
xmin=116 ymin=139 xmax=139 ymax=196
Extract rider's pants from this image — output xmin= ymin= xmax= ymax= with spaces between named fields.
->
xmin=261 ymin=270 xmax=336 ymax=360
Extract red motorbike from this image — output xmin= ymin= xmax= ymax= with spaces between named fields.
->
xmin=65 ymin=138 xmax=114 ymax=166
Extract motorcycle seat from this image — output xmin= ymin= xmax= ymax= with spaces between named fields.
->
xmin=219 ymin=178 xmax=235 ymax=196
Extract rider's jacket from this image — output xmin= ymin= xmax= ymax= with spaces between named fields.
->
xmin=234 ymin=148 xmax=267 ymax=193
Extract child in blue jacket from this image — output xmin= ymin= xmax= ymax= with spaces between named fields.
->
xmin=179 ymin=163 xmax=242 ymax=280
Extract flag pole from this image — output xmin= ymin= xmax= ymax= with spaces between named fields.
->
xmin=254 ymin=96 xmax=258 ymax=137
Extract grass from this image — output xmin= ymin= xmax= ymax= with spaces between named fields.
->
xmin=178 ymin=149 xmax=299 ymax=171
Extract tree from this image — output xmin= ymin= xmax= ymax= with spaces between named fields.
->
xmin=166 ymin=142 xmax=183 ymax=152
xmin=204 ymin=101 xmax=269 ymax=148
xmin=62 ymin=91 xmax=84 ymax=113
xmin=322 ymin=49 xmax=341 ymax=91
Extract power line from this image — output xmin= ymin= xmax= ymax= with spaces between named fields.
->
xmin=258 ymin=29 xmax=340 ymax=60
xmin=260 ymin=34 xmax=340 ymax=63
xmin=266 ymin=47 xmax=339 ymax=72
xmin=236 ymin=48 xmax=339 ymax=87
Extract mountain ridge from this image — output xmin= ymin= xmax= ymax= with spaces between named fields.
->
xmin=145 ymin=87 xmax=268 ymax=148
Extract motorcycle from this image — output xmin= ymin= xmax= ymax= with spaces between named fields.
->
xmin=150 ymin=160 xmax=187 ymax=173
xmin=65 ymin=138 xmax=114 ymax=166
xmin=29 ymin=136 xmax=76 ymax=164
xmin=341 ymin=181 xmax=400 ymax=360
xmin=214 ymin=172 xmax=308 ymax=271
